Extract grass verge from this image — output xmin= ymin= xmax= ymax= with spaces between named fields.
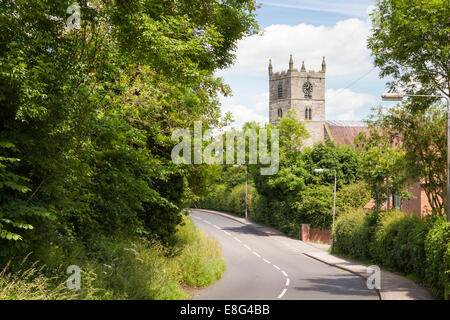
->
xmin=0 ymin=215 xmax=225 ymax=300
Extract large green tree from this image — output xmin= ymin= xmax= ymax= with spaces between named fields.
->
xmin=368 ymin=0 xmax=449 ymax=102
xmin=0 ymin=0 xmax=258 ymax=254
xmin=372 ymin=103 xmax=447 ymax=215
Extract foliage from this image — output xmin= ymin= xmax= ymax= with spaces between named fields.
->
xmin=370 ymin=210 xmax=431 ymax=277
xmin=334 ymin=208 xmax=378 ymax=260
xmin=196 ymin=183 xmax=255 ymax=218
xmin=293 ymin=184 xmax=334 ymax=230
xmin=0 ymin=216 xmax=225 ymax=300
xmin=336 ymin=181 xmax=372 ymax=214
xmin=355 ymin=127 xmax=409 ymax=211
xmin=368 ymin=0 xmax=449 ymax=100
xmin=424 ymin=216 xmax=450 ymax=298
xmin=371 ymin=103 xmax=447 ymax=215
xmin=334 ymin=209 xmax=448 ymax=298
xmin=0 ymin=0 xmax=258 ymax=256
xmin=198 ymin=119 xmax=365 ymax=233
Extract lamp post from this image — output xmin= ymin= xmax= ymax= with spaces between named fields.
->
xmin=314 ymin=168 xmax=337 ymax=253
xmin=381 ymin=93 xmax=450 ymax=223
xmin=233 ymin=162 xmax=248 ymax=219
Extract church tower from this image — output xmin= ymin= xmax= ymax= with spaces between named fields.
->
xmin=269 ymin=56 xmax=326 ymax=146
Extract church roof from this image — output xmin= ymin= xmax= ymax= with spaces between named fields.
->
xmin=325 ymin=120 xmax=367 ymax=127
xmin=325 ymin=120 xmax=369 ymax=146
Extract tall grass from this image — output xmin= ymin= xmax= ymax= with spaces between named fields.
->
xmin=0 ymin=215 xmax=225 ymax=300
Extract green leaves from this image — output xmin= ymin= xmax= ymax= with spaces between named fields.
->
xmin=368 ymin=0 xmax=449 ymax=99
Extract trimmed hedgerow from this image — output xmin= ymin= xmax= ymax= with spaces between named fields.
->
xmin=334 ymin=208 xmax=378 ymax=260
xmin=334 ymin=208 xmax=448 ymax=298
xmin=424 ymin=216 xmax=450 ymax=298
xmin=370 ymin=210 xmax=431 ymax=278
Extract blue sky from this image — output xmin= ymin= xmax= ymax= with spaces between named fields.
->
xmin=218 ymin=0 xmax=394 ymax=128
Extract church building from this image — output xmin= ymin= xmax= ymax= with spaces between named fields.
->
xmin=268 ymin=55 xmax=369 ymax=147
xmin=268 ymin=55 xmax=432 ymax=216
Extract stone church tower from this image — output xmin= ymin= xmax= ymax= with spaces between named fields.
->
xmin=269 ymin=55 xmax=326 ymax=146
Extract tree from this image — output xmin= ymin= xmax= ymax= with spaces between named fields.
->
xmin=0 ymin=0 xmax=259 ymax=253
xmin=355 ymin=127 xmax=409 ymax=212
xmin=368 ymin=0 xmax=449 ymax=101
xmin=372 ymin=102 xmax=447 ymax=215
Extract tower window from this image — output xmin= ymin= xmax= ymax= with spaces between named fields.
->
xmin=277 ymin=84 xmax=283 ymax=99
xmin=305 ymin=108 xmax=312 ymax=120
xmin=277 ymin=108 xmax=283 ymax=118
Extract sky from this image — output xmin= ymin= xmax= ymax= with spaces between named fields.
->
xmin=217 ymin=0 xmax=394 ymax=129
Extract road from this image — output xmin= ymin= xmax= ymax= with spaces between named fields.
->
xmin=190 ymin=209 xmax=379 ymax=300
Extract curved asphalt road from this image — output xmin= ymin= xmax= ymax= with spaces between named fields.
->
xmin=191 ymin=209 xmax=378 ymax=300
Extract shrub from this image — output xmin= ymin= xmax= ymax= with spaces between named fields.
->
xmin=370 ymin=210 xmax=430 ymax=276
xmin=228 ymin=184 xmax=255 ymax=217
xmin=336 ymin=181 xmax=371 ymax=214
xmin=196 ymin=184 xmax=229 ymax=212
xmin=424 ymin=216 xmax=450 ymax=298
xmin=0 ymin=215 xmax=225 ymax=300
xmin=334 ymin=208 xmax=378 ymax=259
xmin=294 ymin=184 xmax=333 ymax=230
xmin=197 ymin=184 xmax=256 ymax=218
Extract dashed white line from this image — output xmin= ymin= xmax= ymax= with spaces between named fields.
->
xmin=277 ymin=288 xmax=287 ymax=299
xmin=194 ymin=213 xmax=290 ymax=300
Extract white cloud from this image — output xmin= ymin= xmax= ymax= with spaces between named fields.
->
xmin=220 ymin=93 xmax=269 ymax=129
xmin=219 ymin=18 xmax=372 ymax=78
xmin=325 ymin=88 xmax=377 ymax=120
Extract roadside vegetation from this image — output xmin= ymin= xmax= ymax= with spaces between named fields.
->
xmin=0 ymin=0 xmax=256 ymax=299
xmin=196 ymin=0 xmax=449 ymax=299
xmin=196 ymin=117 xmax=371 ymax=236
xmin=334 ymin=209 xmax=449 ymax=299
xmin=0 ymin=216 xmax=225 ymax=300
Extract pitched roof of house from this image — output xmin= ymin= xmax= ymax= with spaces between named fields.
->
xmin=325 ymin=120 xmax=369 ymax=146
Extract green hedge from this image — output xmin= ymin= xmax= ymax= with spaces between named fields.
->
xmin=334 ymin=208 xmax=378 ymax=260
xmin=370 ymin=211 xmax=430 ymax=278
xmin=334 ymin=209 xmax=449 ymax=298
xmin=197 ymin=184 xmax=255 ymax=217
xmin=424 ymin=216 xmax=450 ymax=297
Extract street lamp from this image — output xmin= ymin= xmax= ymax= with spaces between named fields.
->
xmin=314 ymin=168 xmax=337 ymax=253
xmin=381 ymin=92 xmax=450 ymax=223
xmin=233 ymin=162 xmax=248 ymax=219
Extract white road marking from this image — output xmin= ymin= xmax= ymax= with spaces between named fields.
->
xmin=196 ymin=212 xmax=290 ymax=300
xmin=278 ymin=288 xmax=287 ymax=299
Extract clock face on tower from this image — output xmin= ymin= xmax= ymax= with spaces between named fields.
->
xmin=302 ymin=81 xmax=313 ymax=97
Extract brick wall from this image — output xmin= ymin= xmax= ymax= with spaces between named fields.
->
xmin=301 ymin=224 xmax=331 ymax=244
